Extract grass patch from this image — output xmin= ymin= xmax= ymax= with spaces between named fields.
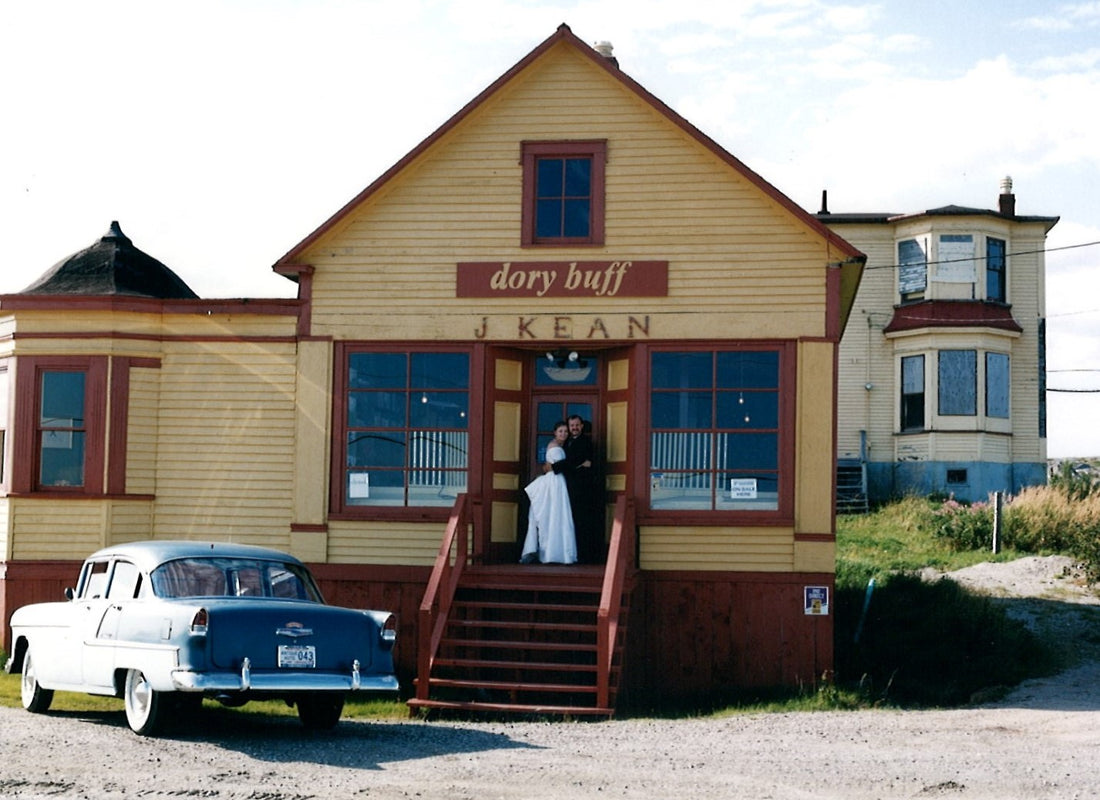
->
xmin=0 ymin=671 xmax=407 ymax=721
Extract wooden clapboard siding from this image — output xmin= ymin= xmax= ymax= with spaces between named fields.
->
xmin=302 ymin=45 xmax=832 ymax=342
xmin=150 ymin=341 xmax=296 ymax=539
xmin=796 ymin=340 xmax=835 ymax=533
xmin=835 ymin=226 xmax=897 ymax=461
xmin=125 ymin=365 xmax=160 ymax=496
xmin=10 ymin=500 xmax=107 ymax=559
xmin=105 ymin=500 xmax=155 ymax=542
xmin=326 ymin=520 xmax=444 ymax=565
xmin=0 ymin=498 xmax=9 ymax=559
xmin=638 ymin=526 xmax=795 ymax=571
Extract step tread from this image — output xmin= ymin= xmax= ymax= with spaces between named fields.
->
xmin=407 ymin=698 xmax=614 ymax=716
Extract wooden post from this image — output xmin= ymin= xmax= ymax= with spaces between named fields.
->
xmin=992 ymin=491 xmax=1003 ymax=554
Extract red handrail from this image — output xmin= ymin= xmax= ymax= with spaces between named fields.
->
xmin=596 ymin=494 xmax=635 ymax=710
xmin=416 ymin=493 xmax=473 ymax=702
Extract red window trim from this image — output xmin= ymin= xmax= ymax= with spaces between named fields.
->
xmin=520 ymin=139 xmax=607 ymax=247
xmin=12 ymin=356 xmax=108 ymax=495
xmin=634 ymin=342 xmax=797 ymax=524
xmin=330 ymin=343 xmax=481 ymax=520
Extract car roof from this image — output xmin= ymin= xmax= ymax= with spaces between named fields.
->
xmin=85 ymin=541 xmax=306 ymax=573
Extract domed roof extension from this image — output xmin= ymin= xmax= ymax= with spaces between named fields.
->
xmin=20 ymin=221 xmax=199 ymax=299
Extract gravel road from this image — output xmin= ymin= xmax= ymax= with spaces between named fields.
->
xmin=2 ymin=556 xmax=1099 ymax=800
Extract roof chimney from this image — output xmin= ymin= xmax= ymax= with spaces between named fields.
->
xmin=594 ymin=40 xmax=619 ymax=68
xmin=998 ymin=175 xmax=1016 ymax=217
xmin=819 ymin=189 xmax=830 ymax=215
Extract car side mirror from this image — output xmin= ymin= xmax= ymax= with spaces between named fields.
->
xmin=64 ymin=587 xmax=75 ymax=601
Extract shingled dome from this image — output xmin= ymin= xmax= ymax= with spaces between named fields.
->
xmin=20 ymin=221 xmax=199 ymax=299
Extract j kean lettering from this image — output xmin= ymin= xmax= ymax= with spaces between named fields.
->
xmin=473 ymin=315 xmax=651 ymax=340
xmin=456 ymin=260 xmax=668 ymax=298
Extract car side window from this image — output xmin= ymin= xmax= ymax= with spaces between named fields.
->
xmin=83 ymin=561 xmax=110 ymax=599
xmin=107 ymin=560 xmax=140 ymax=600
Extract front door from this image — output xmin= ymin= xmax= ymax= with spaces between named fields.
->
xmin=529 ymin=397 xmax=595 ymax=484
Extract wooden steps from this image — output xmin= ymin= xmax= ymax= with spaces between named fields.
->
xmin=409 ymin=564 xmax=628 ymax=718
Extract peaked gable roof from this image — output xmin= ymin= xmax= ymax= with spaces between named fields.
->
xmin=274 ymin=23 xmax=864 ymax=272
xmin=20 ymin=221 xmax=199 ymax=299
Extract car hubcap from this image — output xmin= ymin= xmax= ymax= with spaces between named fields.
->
xmin=129 ymin=672 xmax=151 ymax=721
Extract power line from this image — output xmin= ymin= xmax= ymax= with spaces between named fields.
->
xmin=861 ymin=239 xmax=1100 ymax=272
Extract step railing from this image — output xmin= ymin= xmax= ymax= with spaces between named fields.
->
xmin=596 ymin=494 xmax=635 ymax=710
xmin=416 ymin=493 xmax=476 ymax=703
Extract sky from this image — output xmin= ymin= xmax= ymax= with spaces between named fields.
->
xmin=2 ymin=0 xmax=1099 ymax=457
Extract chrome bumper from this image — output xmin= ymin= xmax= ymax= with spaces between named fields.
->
xmin=171 ymin=659 xmax=399 ymax=694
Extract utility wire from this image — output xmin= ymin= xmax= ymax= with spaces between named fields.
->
xmin=860 ymin=239 xmax=1100 ymax=272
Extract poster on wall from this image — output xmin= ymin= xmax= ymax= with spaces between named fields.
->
xmin=804 ymin=586 xmax=830 ymax=615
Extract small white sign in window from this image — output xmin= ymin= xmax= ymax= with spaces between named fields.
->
xmin=730 ymin=478 xmax=757 ymax=499
xmin=349 ymin=473 xmax=370 ymax=499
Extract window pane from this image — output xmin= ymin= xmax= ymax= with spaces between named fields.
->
xmin=939 ymin=350 xmax=977 ymax=416
xmin=649 ymin=461 xmax=713 ymax=510
xmin=717 ymin=351 xmax=778 ymax=389
xmin=348 ymin=391 xmax=406 ymax=428
xmin=652 ymin=352 xmax=711 ymax=388
xmin=898 ymin=239 xmax=927 ymax=293
xmin=986 ymin=352 xmax=1010 ymax=418
xmin=40 ymin=430 xmax=85 ymax=486
xmin=650 ymin=431 xmax=711 ymax=471
xmin=563 ymin=158 xmax=591 ymax=196
xmin=41 ymin=371 xmax=85 ymax=426
xmin=562 ymin=199 xmax=590 ymax=237
xmin=536 ymin=199 xmax=563 ymax=238
xmin=347 ymin=469 xmax=404 ymax=506
xmin=349 ymin=353 xmax=406 ymax=389
xmin=719 ymin=433 xmax=778 ymax=470
xmin=987 ymin=238 xmax=1006 ymax=302
xmin=536 ymin=158 xmax=563 ymax=198
xmin=901 ymin=355 xmax=925 ymax=431
xmin=717 ymin=472 xmax=779 ymax=510
xmin=651 ymin=391 xmax=711 ymax=429
xmin=717 ymin=390 xmax=778 ymax=429
xmin=411 ymin=353 xmax=469 ymax=389
xmin=410 ymin=391 xmax=469 ymax=428
xmin=347 ymin=431 xmax=405 ymax=468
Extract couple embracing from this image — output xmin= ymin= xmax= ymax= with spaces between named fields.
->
xmin=520 ymin=415 xmax=601 ymax=565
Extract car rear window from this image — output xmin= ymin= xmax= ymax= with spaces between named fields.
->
xmin=150 ymin=557 xmax=322 ymax=602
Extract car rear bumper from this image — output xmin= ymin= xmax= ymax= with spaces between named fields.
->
xmin=171 ymin=666 xmax=399 ymax=694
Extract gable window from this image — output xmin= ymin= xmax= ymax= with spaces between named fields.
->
xmin=521 ymin=140 xmax=606 ymax=246
xmin=649 ymin=348 xmax=786 ymax=514
xmin=987 ymin=237 xmax=1007 ymax=302
xmin=336 ymin=349 xmax=469 ymax=511
xmin=900 ymin=355 xmax=925 ymax=431
xmin=938 ymin=350 xmax=977 ymax=416
xmin=986 ymin=352 xmax=1010 ymax=418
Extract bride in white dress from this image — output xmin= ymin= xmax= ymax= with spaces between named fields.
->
xmin=520 ymin=421 xmax=577 ymax=564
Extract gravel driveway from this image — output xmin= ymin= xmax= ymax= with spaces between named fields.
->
xmin=2 ymin=556 xmax=1098 ymax=800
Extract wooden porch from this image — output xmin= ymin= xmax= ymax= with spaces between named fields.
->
xmin=408 ymin=495 xmax=636 ymax=717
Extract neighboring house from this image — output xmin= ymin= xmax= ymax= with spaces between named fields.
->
xmin=1 ymin=25 xmax=864 ymax=712
xmin=821 ymin=179 xmax=1058 ymax=507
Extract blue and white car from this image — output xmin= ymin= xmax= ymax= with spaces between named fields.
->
xmin=6 ymin=541 xmax=399 ymax=735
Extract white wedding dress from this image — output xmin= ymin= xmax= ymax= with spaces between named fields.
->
xmin=520 ymin=444 xmax=577 ymax=564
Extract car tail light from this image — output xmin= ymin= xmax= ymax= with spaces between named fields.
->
xmin=381 ymin=614 xmax=397 ymax=643
xmin=190 ymin=608 xmax=209 ymax=634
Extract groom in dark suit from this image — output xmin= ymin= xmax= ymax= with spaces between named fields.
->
xmin=552 ymin=415 xmax=604 ymax=563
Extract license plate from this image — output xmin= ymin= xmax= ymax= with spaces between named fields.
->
xmin=277 ymin=644 xmax=316 ymax=668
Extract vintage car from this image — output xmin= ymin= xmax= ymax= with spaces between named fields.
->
xmin=6 ymin=541 xmax=399 ymax=735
